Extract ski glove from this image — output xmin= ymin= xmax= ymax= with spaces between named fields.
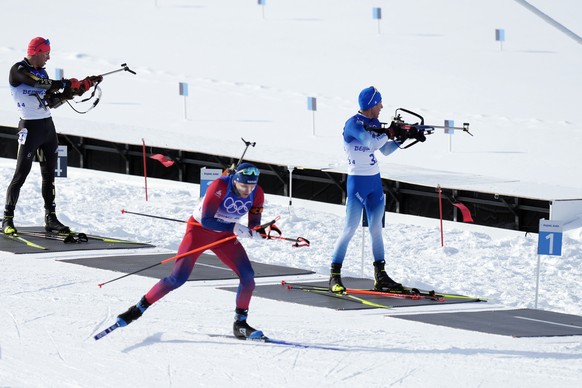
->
xmin=64 ymin=78 xmax=91 ymax=96
xmin=79 ymin=77 xmax=96 ymax=93
xmin=65 ymin=78 xmax=80 ymax=90
xmin=388 ymin=123 xmax=426 ymax=143
xmin=233 ymin=223 xmax=263 ymax=240
xmin=408 ymin=126 xmax=426 ymax=142
xmin=90 ymin=75 xmax=103 ymax=83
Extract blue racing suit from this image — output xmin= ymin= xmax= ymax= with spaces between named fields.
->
xmin=331 ymin=113 xmax=399 ymax=266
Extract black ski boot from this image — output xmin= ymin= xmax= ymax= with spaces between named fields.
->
xmin=45 ymin=209 xmax=70 ymax=234
xmin=373 ymin=260 xmax=404 ymax=292
xmin=233 ymin=308 xmax=265 ymax=340
xmin=117 ymin=296 xmax=151 ymax=327
xmin=328 ymin=263 xmax=346 ymax=293
xmin=2 ymin=209 xmax=17 ymax=234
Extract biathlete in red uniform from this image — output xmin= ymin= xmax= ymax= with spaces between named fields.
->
xmin=117 ymin=162 xmax=273 ymax=339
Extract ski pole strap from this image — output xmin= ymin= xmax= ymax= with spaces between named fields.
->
xmin=262 ymin=223 xmax=281 ymax=239
xmin=293 ymin=237 xmax=310 ymax=247
xmin=261 ymin=231 xmax=310 ymax=247
xmin=258 ymin=218 xmax=310 ymax=247
xmin=255 ymin=216 xmax=280 ymax=231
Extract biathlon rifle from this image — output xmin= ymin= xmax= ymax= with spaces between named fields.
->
xmin=365 ymin=108 xmax=472 ymax=149
xmin=45 ymin=63 xmax=136 ymax=113
xmin=222 ymin=137 xmax=256 ymax=176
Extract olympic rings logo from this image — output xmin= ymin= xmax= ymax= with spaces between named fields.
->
xmin=224 ymin=197 xmax=252 ymax=215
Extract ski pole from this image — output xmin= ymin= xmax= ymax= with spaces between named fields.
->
xmin=97 ymin=217 xmax=279 ymax=287
xmin=121 ymin=209 xmax=199 ymax=225
xmin=121 ymin=209 xmax=279 ymax=231
xmin=262 ymin=234 xmax=310 ymax=247
xmin=260 ymin=223 xmax=309 ymax=247
xmin=97 ymin=235 xmax=237 ymax=288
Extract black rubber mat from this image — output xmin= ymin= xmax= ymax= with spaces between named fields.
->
xmin=62 ymin=252 xmax=314 ymax=281
xmin=1 ymin=227 xmax=153 ymax=254
xmin=219 ymin=277 xmax=485 ymax=310
xmin=391 ymin=308 xmax=582 ymax=337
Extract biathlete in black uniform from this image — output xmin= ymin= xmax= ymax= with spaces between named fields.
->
xmin=2 ymin=37 xmax=101 ymax=235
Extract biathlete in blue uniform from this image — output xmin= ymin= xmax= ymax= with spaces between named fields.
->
xmin=3 ymin=37 xmax=101 ymax=235
xmin=117 ymin=163 xmax=275 ymax=340
xmin=329 ymin=86 xmax=404 ymax=293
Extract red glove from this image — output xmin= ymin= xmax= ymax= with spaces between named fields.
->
xmin=67 ymin=78 xmax=80 ymax=90
xmin=79 ymin=77 xmax=95 ymax=93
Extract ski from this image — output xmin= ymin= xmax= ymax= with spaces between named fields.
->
xmin=1 ymin=232 xmax=48 ymax=250
xmin=94 ymin=324 xmax=344 ymax=351
xmin=207 ymin=334 xmax=344 ymax=351
xmin=84 ymin=234 xmax=146 ymax=244
xmin=16 ymin=230 xmax=89 ymax=244
xmin=94 ymin=322 xmax=121 ymax=340
xmin=282 ymin=282 xmax=393 ymax=309
xmin=282 ymin=281 xmax=484 ymax=302
xmin=344 ymin=287 xmax=445 ymax=302
xmin=386 ymin=286 xmax=486 ymax=301
xmin=18 ymin=229 xmax=145 ymax=245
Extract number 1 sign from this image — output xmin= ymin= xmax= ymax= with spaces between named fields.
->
xmin=538 ymin=220 xmax=563 ymax=256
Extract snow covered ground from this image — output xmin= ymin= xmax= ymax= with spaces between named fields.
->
xmin=1 ymin=0 xmax=582 ymax=387
xmin=1 ymin=162 xmax=582 ymax=387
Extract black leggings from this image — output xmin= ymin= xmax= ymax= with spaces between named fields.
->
xmin=5 ymin=117 xmax=58 ymax=211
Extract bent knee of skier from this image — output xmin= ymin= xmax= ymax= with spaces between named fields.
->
xmin=162 ymin=274 xmax=189 ymax=290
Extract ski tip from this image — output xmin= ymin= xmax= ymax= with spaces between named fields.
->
xmin=121 ymin=209 xmax=126 ymax=214
xmin=94 ymin=322 xmax=122 ymax=340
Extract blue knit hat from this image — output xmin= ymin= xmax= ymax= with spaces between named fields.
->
xmin=233 ymin=162 xmax=260 ymax=184
xmin=358 ymin=86 xmax=382 ymax=111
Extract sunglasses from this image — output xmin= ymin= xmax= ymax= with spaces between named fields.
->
xmin=238 ymin=167 xmax=260 ymax=176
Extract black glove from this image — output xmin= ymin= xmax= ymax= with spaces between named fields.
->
xmin=407 ymin=126 xmax=426 ymax=142
xmin=387 ymin=122 xmax=405 ymax=141
xmin=90 ymin=75 xmax=103 ymax=83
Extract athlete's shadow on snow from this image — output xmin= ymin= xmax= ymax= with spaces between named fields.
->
xmin=121 ymin=332 xmax=582 ymax=360
xmin=122 ymin=332 xmax=217 ymax=353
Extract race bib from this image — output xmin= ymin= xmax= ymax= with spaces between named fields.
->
xmin=17 ymin=128 xmax=28 ymax=145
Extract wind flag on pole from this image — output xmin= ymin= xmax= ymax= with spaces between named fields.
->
xmin=150 ymin=154 xmax=175 ymax=167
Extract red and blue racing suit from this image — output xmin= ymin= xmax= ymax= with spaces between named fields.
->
xmin=145 ymin=175 xmax=264 ymax=311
